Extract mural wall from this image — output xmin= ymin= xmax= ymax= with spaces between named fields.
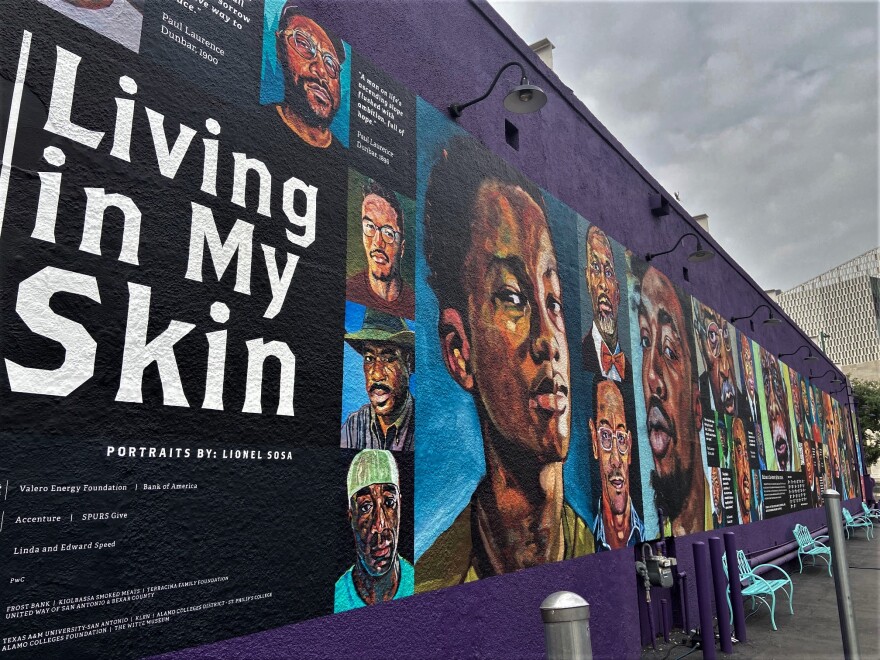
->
xmin=0 ymin=1 xmax=861 ymax=657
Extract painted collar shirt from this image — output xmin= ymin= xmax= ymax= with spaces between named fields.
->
xmin=593 ymin=499 xmax=646 ymax=551
xmin=341 ymin=391 xmax=414 ymax=452
xmin=333 ymin=557 xmax=414 ymax=613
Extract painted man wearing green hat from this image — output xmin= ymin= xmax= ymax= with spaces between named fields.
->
xmin=335 ymin=449 xmax=414 ymax=612
xmin=341 ymin=309 xmax=414 ymax=452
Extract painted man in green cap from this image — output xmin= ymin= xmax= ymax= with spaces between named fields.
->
xmin=341 ymin=309 xmax=414 ymax=452
xmin=335 ymin=449 xmax=414 ymax=612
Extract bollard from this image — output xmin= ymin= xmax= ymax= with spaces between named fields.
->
xmin=724 ymin=532 xmax=747 ymax=643
xmin=692 ymin=542 xmax=716 ymax=660
xmin=709 ymin=537 xmax=733 ymax=653
xmin=824 ymin=490 xmax=861 ymax=659
xmin=541 ymin=591 xmax=592 ymax=660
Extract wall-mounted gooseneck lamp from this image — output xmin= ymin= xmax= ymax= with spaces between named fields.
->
xmin=810 ymin=369 xmax=843 ymax=385
xmin=730 ymin=303 xmax=782 ymax=332
xmin=645 ymin=232 xmax=714 ymax=264
xmin=777 ymin=345 xmax=819 ymax=363
xmin=449 ymin=61 xmax=547 ymax=118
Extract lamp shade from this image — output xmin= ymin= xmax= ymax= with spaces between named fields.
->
xmin=504 ymin=84 xmax=547 ymax=114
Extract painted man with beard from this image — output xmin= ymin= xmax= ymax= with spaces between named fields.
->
xmin=634 ymin=262 xmax=709 ymax=536
xmin=417 ymin=136 xmax=592 ymax=591
xmin=732 ymin=418 xmax=752 ymax=523
xmin=346 ymin=180 xmax=415 ymax=319
xmin=590 ymin=379 xmax=644 ymax=550
xmin=341 ymin=309 xmax=414 ymax=452
xmin=335 ymin=449 xmax=414 ymax=612
xmin=760 ymin=349 xmax=793 ymax=472
xmin=583 ymin=226 xmax=629 ymax=381
xmin=274 ymin=2 xmax=345 ymax=149
xmin=693 ymin=302 xmax=747 ymax=420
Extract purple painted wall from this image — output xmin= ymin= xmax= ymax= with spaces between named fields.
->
xmin=156 ymin=2 xmax=860 ymax=657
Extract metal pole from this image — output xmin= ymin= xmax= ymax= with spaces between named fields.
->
xmin=724 ymin=532 xmax=747 ymax=642
xmin=709 ymin=537 xmax=733 ymax=653
xmin=679 ymin=571 xmax=690 ymax=634
xmin=541 ymin=591 xmax=592 ymax=660
xmin=692 ymin=542 xmax=716 ymax=660
xmin=824 ymin=489 xmax=861 ymax=659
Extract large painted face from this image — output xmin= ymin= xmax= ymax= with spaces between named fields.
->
xmin=586 ymin=227 xmax=620 ymax=348
xmin=590 ymin=380 xmax=632 ymax=519
xmin=279 ymin=15 xmax=341 ymax=127
xmin=362 ymin=341 xmax=410 ymax=422
xmin=739 ymin=335 xmax=756 ymax=401
xmin=350 ymin=483 xmax=400 ymax=577
xmin=697 ymin=304 xmax=737 ymax=416
xmin=463 ymin=181 xmax=570 ymax=462
xmin=639 ymin=268 xmax=700 ymax=491
xmin=760 ymin=350 xmax=791 ymax=471
xmin=362 ymin=193 xmax=404 ymax=288
xmin=733 ymin=418 xmax=751 ymax=522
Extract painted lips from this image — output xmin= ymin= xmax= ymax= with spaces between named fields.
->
xmin=647 ymin=398 xmax=674 ymax=458
xmin=369 ymin=383 xmax=392 ymax=406
xmin=529 ymin=375 xmax=568 ymax=414
xmin=597 ymin=294 xmax=613 ymax=317
xmin=370 ymin=249 xmax=389 ymax=265
xmin=306 ymin=81 xmax=331 ymax=108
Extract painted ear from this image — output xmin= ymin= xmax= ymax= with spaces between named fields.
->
xmin=589 ymin=419 xmax=598 ymax=460
xmin=439 ymin=308 xmax=474 ymax=391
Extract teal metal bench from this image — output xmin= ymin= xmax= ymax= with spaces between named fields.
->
xmin=861 ymin=502 xmax=880 ymax=521
xmin=724 ymin=549 xmax=794 ymax=631
xmin=842 ymin=508 xmax=874 ymax=539
xmin=793 ymin=523 xmax=831 ymax=576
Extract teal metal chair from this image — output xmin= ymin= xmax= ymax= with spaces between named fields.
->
xmin=842 ymin=508 xmax=874 ymax=539
xmin=724 ymin=549 xmax=794 ymax=631
xmin=861 ymin=502 xmax=880 ymax=521
xmin=793 ymin=523 xmax=831 ymax=576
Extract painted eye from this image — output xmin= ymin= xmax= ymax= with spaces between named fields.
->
xmin=496 ymin=289 xmax=526 ymax=309
xmin=639 ymin=332 xmax=650 ymax=349
xmin=547 ymin=296 xmax=563 ymax=316
xmin=663 ymin=344 xmax=678 ymax=361
xmin=322 ymin=54 xmax=340 ymax=78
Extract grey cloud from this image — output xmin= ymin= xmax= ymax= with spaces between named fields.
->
xmin=491 ymin=1 xmax=878 ymax=290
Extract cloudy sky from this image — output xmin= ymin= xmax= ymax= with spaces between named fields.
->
xmin=490 ymin=1 xmax=878 ymax=291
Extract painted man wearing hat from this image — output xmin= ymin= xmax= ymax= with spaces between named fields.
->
xmin=341 ymin=309 xmax=415 ymax=452
xmin=335 ymin=449 xmax=414 ymax=612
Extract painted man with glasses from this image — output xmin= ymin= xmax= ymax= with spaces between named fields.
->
xmin=346 ymin=180 xmax=415 ymax=319
xmin=590 ymin=378 xmax=644 ymax=550
xmin=341 ymin=309 xmax=414 ymax=452
xmin=274 ymin=2 xmax=345 ymax=149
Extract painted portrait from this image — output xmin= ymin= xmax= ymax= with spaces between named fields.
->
xmin=415 ymin=122 xmax=593 ymax=592
xmin=260 ymin=0 xmax=350 ymax=150
xmin=757 ymin=347 xmax=793 ymax=472
xmin=341 ymin=302 xmax=415 ymax=452
xmin=335 ymin=449 xmax=414 ymax=612
xmin=345 ymin=169 xmax=416 ymax=320
xmin=629 ymin=257 xmax=708 ymax=537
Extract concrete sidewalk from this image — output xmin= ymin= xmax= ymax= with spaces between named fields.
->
xmin=642 ymin=530 xmax=880 ymax=659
